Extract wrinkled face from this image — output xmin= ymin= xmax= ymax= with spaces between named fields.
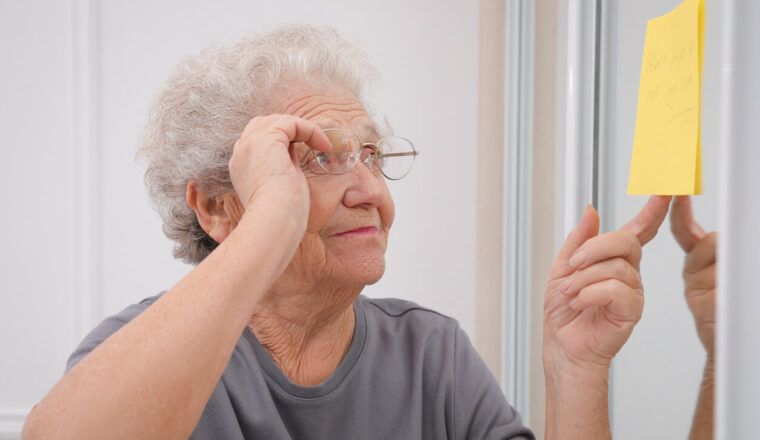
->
xmin=274 ymin=88 xmax=395 ymax=291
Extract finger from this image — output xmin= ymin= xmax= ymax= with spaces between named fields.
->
xmin=568 ymin=229 xmax=642 ymax=270
xmin=670 ymin=196 xmax=707 ymax=253
xmin=683 ymin=263 xmax=716 ymax=291
xmin=559 ymin=257 xmax=641 ymax=298
xmin=568 ymin=279 xmax=644 ymax=323
xmin=277 ymin=116 xmax=333 ymax=152
xmin=550 ymin=205 xmax=600 ymax=278
xmin=621 ymin=195 xmax=672 ymax=246
xmin=684 ymin=231 xmax=717 ymax=275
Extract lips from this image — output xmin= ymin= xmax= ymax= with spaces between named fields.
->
xmin=332 ymin=226 xmax=379 ymax=238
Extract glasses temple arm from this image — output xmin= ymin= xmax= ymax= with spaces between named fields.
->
xmin=377 ymin=151 xmax=419 ymax=158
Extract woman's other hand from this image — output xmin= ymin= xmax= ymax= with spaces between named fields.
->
xmin=542 ymin=196 xmax=670 ymax=439
xmin=543 ymin=196 xmax=671 ymax=372
xmin=671 ymin=195 xmax=716 ymax=358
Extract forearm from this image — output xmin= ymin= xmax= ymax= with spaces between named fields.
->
xmin=689 ymin=358 xmax=715 ymax=440
xmin=544 ymin=356 xmax=612 ymax=440
xmin=22 ymin=202 xmax=299 ymax=440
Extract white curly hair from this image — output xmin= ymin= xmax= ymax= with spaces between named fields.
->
xmin=136 ymin=24 xmax=378 ymax=265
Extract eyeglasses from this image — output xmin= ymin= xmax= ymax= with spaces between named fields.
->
xmin=311 ymin=128 xmax=418 ymax=180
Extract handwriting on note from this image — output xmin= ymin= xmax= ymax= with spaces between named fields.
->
xmin=627 ymin=0 xmax=703 ymax=195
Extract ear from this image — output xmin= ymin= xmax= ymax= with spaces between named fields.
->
xmin=186 ymin=182 xmax=244 ymax=243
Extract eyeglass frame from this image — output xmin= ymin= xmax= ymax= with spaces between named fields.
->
xmin=312 ymin=128 xmax=419 ymax=181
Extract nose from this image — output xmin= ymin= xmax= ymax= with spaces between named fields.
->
xmin=342 ymin=160 xmax=387 ymax=208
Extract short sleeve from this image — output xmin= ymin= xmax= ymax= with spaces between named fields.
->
xmin=64 ymin=293 xmax=163 ymax=373
xmin=453 ymin=325 xmax=535 ymax=440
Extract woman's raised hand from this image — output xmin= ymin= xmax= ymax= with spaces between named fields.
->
xmin=543 ymin=196 xmax=671 ymax=372
xmin=229 ymin=114 xmax=332 ymax=226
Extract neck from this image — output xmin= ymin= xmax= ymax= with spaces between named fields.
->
xmin=248 ymin=284 xmax=358 ymax=386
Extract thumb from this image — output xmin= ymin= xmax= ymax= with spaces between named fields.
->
xmin=670 ymin=196 xmax=707 ymax=253
xmin=621 ymin=195 xmax=672 ymax=246
xmin=550 ymin=205 xmax=600 ymax=278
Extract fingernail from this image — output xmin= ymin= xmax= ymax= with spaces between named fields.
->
xmin=559 ymin=279 xmax=572 ymax=296
xmin=569 ymin=251 xmax=586 ymax=268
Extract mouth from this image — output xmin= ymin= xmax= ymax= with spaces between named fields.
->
xmin=332 ymin=226 xmax=379 ymax=238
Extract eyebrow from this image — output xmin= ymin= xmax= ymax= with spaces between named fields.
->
xmin=357 ymin=125 xmax=381 ymax=141
xmin=317 ymin=120 xmax=342 ymax=130
xmin=317 ymin=119 xmax=381 ymax=141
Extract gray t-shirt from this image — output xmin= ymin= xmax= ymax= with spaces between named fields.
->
xmin=66 ymin=293 xmax=534 ymax=440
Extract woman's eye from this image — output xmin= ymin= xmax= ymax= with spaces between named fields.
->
xmin=303 ymin=154 xmax=329 ymax=175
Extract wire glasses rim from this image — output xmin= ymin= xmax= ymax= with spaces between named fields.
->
xmin=313 ymin=127 xmax=418 ymax=180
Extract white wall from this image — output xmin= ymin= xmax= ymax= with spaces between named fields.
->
xmin=599 ymin=0 xmax=721 ymax=438
xmin=0 ymin=1 xmax=78 ymax=436
xmin=0 ymin=0 xmax=479 ymax=436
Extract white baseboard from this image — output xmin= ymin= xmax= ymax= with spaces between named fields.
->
xmin=0 ymin=409 xmax=28 ymax=440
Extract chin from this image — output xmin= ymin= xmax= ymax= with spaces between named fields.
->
xmin=339 ymin=252 xmax=386 ymax=287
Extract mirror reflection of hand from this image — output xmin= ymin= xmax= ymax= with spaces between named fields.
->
xmin=671 ymin=196 xmax=716 ymax=358
xmin=544 ymin=196 xmax=672 ymax=371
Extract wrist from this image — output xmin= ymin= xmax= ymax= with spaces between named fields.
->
xmin=544 ymin=355 xmax=611 ymax=440
xmin=543 ymin=345 xmax=612 ymax=386
xmin=240 ymin=190 xmax=306 ymax=236
xmin=221 ymin=195 xmax=306 ymax=290
xmin=544 ymin=358 xmax=610 ymax=399
xmin=244 ymin=181 xmax=308 ymax=213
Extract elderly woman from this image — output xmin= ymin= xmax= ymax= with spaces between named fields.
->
xmin=23 ymin=25 xmax=671 ymax=439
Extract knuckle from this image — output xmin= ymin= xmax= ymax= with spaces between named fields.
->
xmin=245 ymin=115 xmax=267 ymax=132
xmin=705 ymin=231 xmax=718 ymax=247
xmin=232 ymin=138 xmax=244 ymax=154
xmin=606 ymin=277 xmax=624 ymax=291
xmin=581 ymin=281 xmax=601 ymax=298
xmin=613 ymin=258 xmax=629 ymax=280
xmin=625 ymin=260 xmax=640 ymax=284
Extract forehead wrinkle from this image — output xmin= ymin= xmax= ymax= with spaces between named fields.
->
xmin=277 ymin=92 xmax=322 ymax=115
xmin=300 ymin=102 xmax=367 ymax=122
xmin=276 ymin=93 xmax=379 ymax=143
xmin=277 ymin=93 xmax=368 ymax=121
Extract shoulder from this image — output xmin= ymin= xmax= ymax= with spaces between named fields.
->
xmin=65 ymin=292 xmax=165 ymax=372
xmin=358 ymin=295 xmax=459 ymax=329
xmin=356 ymin=295 xmax=463 ymax=358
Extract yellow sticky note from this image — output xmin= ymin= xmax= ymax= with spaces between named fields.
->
xmin=628 ymin=0 xmax=704 ymax=195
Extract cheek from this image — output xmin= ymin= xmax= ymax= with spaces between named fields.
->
xmin=305 ymin=179 xmax=344 ymax=233
xmin=379 ymin=190 xmax=395 ymax=232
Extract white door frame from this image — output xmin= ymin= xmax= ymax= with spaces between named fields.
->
xmin=715 ymin=0 xmax=760 ymax=437
xmin=502 ymin=0 xmax=601 ymax=425
xmin=560 ymin=0 xmax=599 ymax=234
xmin=501 ymin=0 xmax=534 ymax=420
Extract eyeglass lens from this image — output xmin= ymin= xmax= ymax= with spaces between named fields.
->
xmin=319 ymin=129 xmax=416 ymax=180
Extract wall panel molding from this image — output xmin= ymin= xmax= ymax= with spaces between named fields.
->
xmin=71 ymin=0 xmax=103 ymax=343
xmin=475 ymin=0 xmax=507 ymax=382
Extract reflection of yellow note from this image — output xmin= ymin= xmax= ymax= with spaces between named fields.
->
xmin=628 ymin=0 xmax=704 ymax=195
